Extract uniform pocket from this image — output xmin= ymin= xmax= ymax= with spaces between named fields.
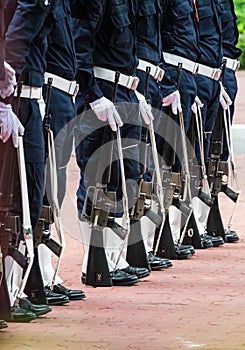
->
xmin=110 ymin=5 xmax=131 ymax=47
xmin=172 ymin=1 xmax=192 ymax=19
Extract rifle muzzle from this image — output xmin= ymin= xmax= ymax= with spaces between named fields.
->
xmin=221 ymin=184 xmax=239 ymax=203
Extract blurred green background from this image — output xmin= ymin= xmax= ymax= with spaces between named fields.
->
xmin=234 ymin=0 xmax=245 ymax=68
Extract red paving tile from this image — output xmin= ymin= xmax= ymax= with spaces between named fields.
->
xmin=1 ymin=72 xmax=245 ymax=350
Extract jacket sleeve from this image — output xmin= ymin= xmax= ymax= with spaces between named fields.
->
xmin=71 ymin=0 xmax=104 ymax=103
xmin=5 ymin=0 xmax=54 ymax=80
xmin=158 ymin=60 xmax=178 ymax=97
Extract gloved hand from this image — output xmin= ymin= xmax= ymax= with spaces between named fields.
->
xmin=0 ymin=62 xmax=17 ymax=99
xmin=162 ymin=90 xmax=182 ymax=115
xmin=219 ymin=82 xmax=232 ymax=110
xmin=0 ymin=102 xmax=25 ymax=148
xmin=134 ymin=90 xmax=154 ymax=125
xmin=89 ymin=96 xmax=123 ymax=132
xmin=191 ymin=95 xmax=204 ymax=114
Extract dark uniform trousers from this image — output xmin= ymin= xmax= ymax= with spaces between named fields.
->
xmin=72 ymin=0 xmax=141 ymax=216
xmin=219 ymin=0 xmax=241 ymax=162
xmin=42 ymin=86 xmax=76 ymax=207
xmin=220 ymin=67 xmax=237 ymax=161
xmin=75 ymin=81 xmax=141 ymax=216
xmin=195 ymin=74 xmax=220 ymax=166
xmin=43 ymin=0 xmax=77 ymax=207
xmin=195 ymin=0 xmax=223 ymax=165
xmin=4 ymin=0 xmax=63 ymax=304
xmin=160 ymin=0 xmax=200 ymax=168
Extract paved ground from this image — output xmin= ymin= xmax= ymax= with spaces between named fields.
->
xmin=1 ymin=72 xmax=245 ymax=350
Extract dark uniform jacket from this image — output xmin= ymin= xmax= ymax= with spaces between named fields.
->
xmin=219 ymin=0 xmax=242 ymax=59
xmin=137 ymin=0 xmax=162 ymax=66
xmin=136 ymin=0 xmax=175 ymax=97
xmin=72 ymin=0 xmax=138 ymax=104
xmin=196 ymin=0 xmax=223 ymax=68
xmin=5 ymin=0 xmax=61 ymax=87
xmin=46 ymin=0 xmax=76 ymax=81
xmin=161 ymin=0 xmax=200 ymax=62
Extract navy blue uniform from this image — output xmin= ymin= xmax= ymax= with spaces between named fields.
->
xmin=43 ymin=0 xmax=77 ymax=207
xmin=136 ymin=0 xmax=176 ymax=180
xmin=5 ymin=0 xmax=58 ymax=228
xmin=195 ymin=0 xmax=223 ymax=164
xmin=5 ymin=0 xmax=61 ymax=304
xmin=161 ymin=0 xmax=200 ymax=133
xmin=220 ymin=0 xmax=241 ymax=161
xmin=72 ymin=0 xmax=141 ymax=215
xmin=136 ymin=0 xmax=176 ymax=110
xmin=136 ymin=0 xmax=163 ymax=110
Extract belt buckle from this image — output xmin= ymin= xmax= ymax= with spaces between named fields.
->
xmin=192 ymin=63 xmax=199 ymax=76
xmin=154 ymin=67 xmax=165 ymax=81
xmin=234 ymin=60 xmax=240 ymax=72
xmin=73 ymin=83 xmax=79 ymax=98
xmin=29 ymin=87 xmax=35 ymax=99
xmin=212 ymin=69 xmax=222 ymax=81
xmin=68 ymin=81 xmax=77 ymax=96
xmin=128 ymin=76 xmax=139 ymax=90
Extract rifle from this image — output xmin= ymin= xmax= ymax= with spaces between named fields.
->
xmin=14 ymin=136 xmax=34 ymax=303
xmin=180 ymin=103 xmax=213 ymax=249
xmin=82 ymin=73 xmax=123 ymax=287
xmin=0 ymin=137 xmax=21 ymax=320
xmin=206 ymin=60 xmax=239 ymax=242
xmin=0 ymin=81 xmax=35 ymax=314
xmin=127 ymin=67 xmax=162 ymax=269
xmin=141 ymin=66 xmax=166 ymax=250
xmin=0 ymin=136 xmax=35 ymax=317
xmin=34 ymin=77 xmax=60 ymax=258
xmin=41 ymin=77 xmax=67 ymax=286
xmin=222 ymin=93 xmax=240 ymax=239
xmin=129 ymin=81 xmax=163 ymax=228
xmin=154 ymin=63 xmax=193 ymax=258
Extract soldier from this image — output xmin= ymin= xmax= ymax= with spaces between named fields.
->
xmin=194 ymin=0 xmax=231 ymax=163
xmin=38 ymin=0 xmax=86 ymax=305
xmin=192 ymin=0 xmax=237 ymax=244
xmin=155 ymin=0 xmax=220 ymax=253
xmin=134 ymin=0 xmax=178 ymax=268
xmin=206 ymin=0 xmax=241 ymax=242
xmin=0 ymin=0 xmax=22 ymax=328
xmin=220 ymin=0 xmax=241 ymax=160
xmin=1 ymin=0 xmax=51 ymax=323
xmin=0 ymin=0 xmax=42 ymax=324
xmin=72 ymin=0 xmax=152 ymax=286
xmin=2 ymin=0 xmax=66 ymax=320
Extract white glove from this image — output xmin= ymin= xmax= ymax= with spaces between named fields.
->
xmin=89 ymin=96 xmax=123 ymax=132
xmin=162 ymin=90 xmax=182 ymax=115
xmin=0 ymin=102 xmax=25 ymax=148
xmin=191 ymin=95 xmax=204 ymax=114
xmin=0 ymin=62 xmax=17 ymax=99
xmin=219 ymin=82 xmax=232 ymax=110
xmin=134 ymin=90 xmax=154 ymax=125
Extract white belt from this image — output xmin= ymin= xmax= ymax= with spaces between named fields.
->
xmin=223 ymin=57 xmax=240 ymax=72
xmin=163 ymin=51 xmax=222 ymax=80
xmin=197 ymin=64 xmax=222 ymax=81
xmin=44 ymin=72 xmax=79 ymax=97
xmin=162 ymin=52 xmax=199 ymax=75
xmin=14 ymin=85 xmax=42 ymax=99
xmin=93 ymin=66 xmax=139 ymax=90
xmin=137 ymin=59 xmax=165 ymax=81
